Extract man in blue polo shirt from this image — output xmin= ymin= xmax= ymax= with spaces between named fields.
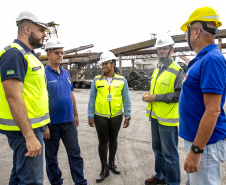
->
xmin=179 ymin=6 xmax=226 ymax=185
xmin=43 ymin=38 xmax=87 ymax=185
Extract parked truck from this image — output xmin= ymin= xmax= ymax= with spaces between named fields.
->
xmin=61 ymin=62 xmax=154 ymax=90
xmin=61 ymin=62 xmax=102 ymax=89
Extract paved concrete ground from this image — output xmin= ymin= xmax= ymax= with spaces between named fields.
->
xmin=1 ymin=88 xmax=226 ymax=185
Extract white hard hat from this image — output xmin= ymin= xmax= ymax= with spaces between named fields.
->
xmin=16 ymin=11 xmax=49 ymax=32
xmin=99 ymin=51 xmax=116 ymax=64
xmin=45 ymin=38 xmax=64 ymax=51
xmin=154 ymin=34 xmax=174 ymax=48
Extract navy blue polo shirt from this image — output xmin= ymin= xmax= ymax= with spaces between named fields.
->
xmin=179 ymin=44 xmax=226 ymax=144
xmin=0 ymin=39 xmax=32 ymax=83
xmin=0 ymin=39 xmax=44 ymax=135
xmin=45 ymin=65 xmax=74 ymax=124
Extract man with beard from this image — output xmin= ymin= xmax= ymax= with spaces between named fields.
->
xmin=142 ymin=34 xmax=184 ymax=185
xmin=0 ymin=11 xmax=50 ymax=184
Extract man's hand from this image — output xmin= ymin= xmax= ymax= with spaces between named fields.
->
xmin=123 ymin=118 xmax=130 ymax=128
xmin=184 ymin=150 xmax=201 ymax=173
xmin=88 ymin=118 xmax=95 ymax=127
xmin=43 ymin=126 xmax=50 ymax=139
xmin=25 ymin=136 xmax=42 ymax=157
xmin=142 ymin=92 xmax=149 ymax=101
xmin=74 ymin=115 xmax=79 ymax=127
xmin=143 ymin=94 xmax=156 ymax=103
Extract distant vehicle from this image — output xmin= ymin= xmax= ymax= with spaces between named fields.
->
xmin=61 ymin=63 xmax=102 ymax=89
xmin=61 ymin=63 xmax=154 ymax=90
xmin=125 ymin=71 xmax=152 ymax=91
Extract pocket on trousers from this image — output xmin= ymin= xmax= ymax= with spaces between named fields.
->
xmin=217 ymin=139 xmax=226 ymax=163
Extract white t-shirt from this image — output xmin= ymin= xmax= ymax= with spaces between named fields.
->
xmin=106 ymin=77 xmax=113 ymax=85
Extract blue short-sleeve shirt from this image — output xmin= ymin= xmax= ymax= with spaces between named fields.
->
xmin=179 ymin=44 xmax=226 ymax=144
xmin=45 ymin=65 xmax=74 ymax=124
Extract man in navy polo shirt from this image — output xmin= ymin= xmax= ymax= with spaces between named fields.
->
xmin=43 ymin=38 xmax=87 ymax=185
xmin=0 ymin=11 xmax=50 ymax=185
xmin=179 ymin=6 xmax=226 ymax=185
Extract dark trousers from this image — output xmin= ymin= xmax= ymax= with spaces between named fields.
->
xmin=151 ymin=118 xmax=180 ymax=185
xmin=94 ymin=114 xmax=123 ymax=166
xmin=7 ymin=127 xmax=44 ymax=185
xmin=44 ymin=121 xmax=87 ymax=185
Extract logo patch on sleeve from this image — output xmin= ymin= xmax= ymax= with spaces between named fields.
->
xmin=67 ymin=77 xmax=71 ymax=84
xmin=6 ymin=70 xmax=14 ymax=75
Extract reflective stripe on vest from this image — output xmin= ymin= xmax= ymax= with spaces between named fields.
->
xmin=0 ymin=112 xmax=49 ymax=126
xmin=0 ymin=42 xmax=50 ymax=131
xmin=146 ymin=61 xmax=181 ymax=126
xmin=147 ymin=111 xmax=179 ymax=124
xmin=94 ymin=74 xmax=124 ymax=118
xmin=94 ymin=109 xmax=123 ymax=117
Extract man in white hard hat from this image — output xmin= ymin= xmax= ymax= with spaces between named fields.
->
xmin=179 ymin=6 xmax=226 ymax=185
xmin=43 ymin=38 xmax=87 ymax=185
xmin=142 ymin=34 xmax=184 ymax=185
xmin=0 ymin=11 xmax=50 ymax=184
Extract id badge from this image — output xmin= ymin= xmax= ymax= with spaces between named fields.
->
xmin=107 ymin=94 xmax=112 ymax=102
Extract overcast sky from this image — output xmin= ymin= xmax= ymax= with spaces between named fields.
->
xmin=1 ymin=0 xmax=226 ymax=54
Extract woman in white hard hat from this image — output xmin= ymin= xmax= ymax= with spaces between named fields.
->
xmin=88 ymin=51 xmax=131 ymax=183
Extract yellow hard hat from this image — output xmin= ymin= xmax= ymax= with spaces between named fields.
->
xmin=181 ymin=6 xmax=222 ymax=32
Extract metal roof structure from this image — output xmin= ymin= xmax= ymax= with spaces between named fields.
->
xmin=40 ymin=29 xmax=226 ymax=65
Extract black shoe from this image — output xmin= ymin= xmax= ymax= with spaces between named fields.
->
xmin=145 ymin=176 xmax=166 ymax=185
xmin=109 ymin=160 xmax=121 ymax=174
xmin=96 ymin=165 xmax=109 ymax=183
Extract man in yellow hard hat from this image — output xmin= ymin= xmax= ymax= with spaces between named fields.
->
xmin=179 ymin=6 xmax=226 ymax=185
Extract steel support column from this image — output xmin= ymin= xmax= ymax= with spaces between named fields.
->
xmin=119 ymin=55 xmax=122 ymax=75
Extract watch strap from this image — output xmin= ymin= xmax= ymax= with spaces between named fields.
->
xmin=191 ymin=144 xmax=203 ymax=154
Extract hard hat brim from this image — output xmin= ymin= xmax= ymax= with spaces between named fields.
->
xmin=45 ymin=47 xmax=64 ymax=52
xmin=35 ymin=22 xmax=50 ymax=32
xmin=181 ymin=19 xmax=222 ymax=32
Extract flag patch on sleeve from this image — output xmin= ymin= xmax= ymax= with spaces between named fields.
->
xmin=6 ymin=70 xmax=14 ymax=75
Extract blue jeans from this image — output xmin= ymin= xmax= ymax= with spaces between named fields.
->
xmin=6 ymin=127 xmax=44 ymax=185
xmin=151 ymin=118 xmax=180 ymax=185
xmin=184 ymin=139 xmax=226 ymax=185
xmin=44 ymin=122 xmax=87 ymax=185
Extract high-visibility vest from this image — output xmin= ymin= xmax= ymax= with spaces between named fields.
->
xmin=0 ymin=42 xmax=50 ymax=131
xmin=146 ymin=61 xmax=181 ymax=126
xmin=94 ymin=74 xmax=124 ymax=118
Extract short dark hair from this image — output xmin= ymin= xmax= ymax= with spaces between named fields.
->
xmin=17 ymin=19 xmax=33 ymax=26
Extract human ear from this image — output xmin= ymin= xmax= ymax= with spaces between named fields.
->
xmin=24 ymin=25 xmax=31 ymax=35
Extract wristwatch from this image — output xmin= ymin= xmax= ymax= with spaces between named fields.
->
xmin=191 ymin=144 xmax=203 ymax=154
xmin=126 ymin=117 xmax=131 ymax=120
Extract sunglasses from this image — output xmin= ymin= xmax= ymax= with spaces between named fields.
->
xmin=100 ymin=61 xmax=111 ymax=66
xmin=53 ymin=51 xmax=65 ymax=56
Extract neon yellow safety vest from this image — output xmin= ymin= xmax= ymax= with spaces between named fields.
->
xmin=94 ymin=74 xmax=124 ymax=118
xmin=0 ymin=42 xmax=50 ymax=131
xmin=146 ymin=61 xmax=181 ymax=126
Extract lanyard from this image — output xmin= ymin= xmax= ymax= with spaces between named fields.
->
xmin=105 ymin=73 xmax=115 ymax=91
